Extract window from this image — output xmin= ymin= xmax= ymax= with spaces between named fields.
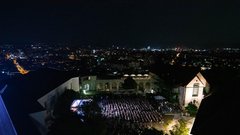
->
xmin=97 ymin=83 xmax=103 ymax=90
xmin=84 ymin=84 xmax=89 ymax=90
xmin=105 ymin=82 xmax=110 ymax=90
xmin=192 ymin=83 xmax=199 ymax=96
xmin=112 ymin=82 xmax=117 ymax=90
xmin=138 ymin=82 xmax=144 ymax=91
xmin=119 ymin=82 xmax=123 ymax=89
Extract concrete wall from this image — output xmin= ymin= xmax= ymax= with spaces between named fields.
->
xmin=178 ymin=86 xmax=186 ymax=106
xmin=35 ymin=77 xmax=80 ymax=134
xmin=38 ymin=77 xmax=80 ymax=110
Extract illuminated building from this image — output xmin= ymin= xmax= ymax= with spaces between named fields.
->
xmin=26 ymin=71 xmax=209 ymax=134
xmin=80 ymin=72 xmax=159 ymax=93
xmin=176 ymin=72 xmax=209 ymax=108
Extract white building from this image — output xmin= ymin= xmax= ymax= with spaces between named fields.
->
xmin=31 ymin=77 xmax=80 ymax=134
xmin=38 ymin=77 xmax=80 ymax=110
xmin=80 ymin=72 xmax=159 ymax=94
xmin=177 ymin=72 xmax=209 ymax=108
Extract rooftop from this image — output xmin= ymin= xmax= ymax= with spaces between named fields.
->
xmin=0 ymin=85 xmax=17 ymax=135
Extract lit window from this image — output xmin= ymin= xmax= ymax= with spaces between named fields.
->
xmin=193 ymin=83 xmax=199 ymax=96
xmin=84 ymin=84 xmax=89 ymax=90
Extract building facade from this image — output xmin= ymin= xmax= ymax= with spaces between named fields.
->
xmin=177 ymin=72 xmax=209 ymax=108
xmin=80 ymin=72 xmax=159 ymax=94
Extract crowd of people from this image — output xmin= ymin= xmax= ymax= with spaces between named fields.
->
xmin=98 ymin=97 xmax=162 ymax=123
xmin=154 ymin=100 xmax=181 ymax=114
xmin=68 ymin=94 xmax=180 ymax=134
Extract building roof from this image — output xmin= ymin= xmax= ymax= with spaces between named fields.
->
xmin=1 ymin=68 xmax=76 ymax=135
xmin=29 ymin=111 xmax=48 ymax=135
xmin=0 ymin=94 xmax=17 ymax=135
xmin=0 ymin=84 xmax=7 ymax=94
xmin=97 ymin=74 xmax=122 ymax=80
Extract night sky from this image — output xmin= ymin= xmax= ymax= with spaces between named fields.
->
xmin=1 ymin=0 xmax=240 ymax=48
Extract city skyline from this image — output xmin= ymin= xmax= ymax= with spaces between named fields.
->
xmin=1 ymin=1 xmax=240 ymax=48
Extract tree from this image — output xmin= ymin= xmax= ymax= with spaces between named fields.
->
xmin=170 ymin=119 xmax=189 ymax=135
xmin=49 ymin=91 xmax=107 ymax=135
xmin=48 ymin=90 xmax=83 ymax=135
xmin=155 ymin=78 xmax=166 ymax=93
xmin=122 ymin=77 xmax=137 ymax=89
xmin=185 ymin=102 xmax=198 ymax=116
xmin=156 ymin=78 xmax=177 ymax=103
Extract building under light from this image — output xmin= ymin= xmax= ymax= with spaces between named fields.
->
xmin=29 ymin=70 xmax=210 ymax=134
xmin=80 ymin=72 xmax=159 ymax=94
xmin=175 ymin=72 xmax=209 ymax=108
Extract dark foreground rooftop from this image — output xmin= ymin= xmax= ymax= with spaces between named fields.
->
xmin=191 ymin=69 xmax=239 ymax=135
xmin=0 ymin=84 xmax=17 ymax=135
xmin=1 ymin=68 xmax=77 ymax=135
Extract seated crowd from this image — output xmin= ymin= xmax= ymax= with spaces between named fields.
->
xmin=98 ymin=97 xmax=162 ymax=123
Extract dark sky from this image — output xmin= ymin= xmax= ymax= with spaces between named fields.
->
xmin=1 ymin=0 xmax=240 ymax=48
